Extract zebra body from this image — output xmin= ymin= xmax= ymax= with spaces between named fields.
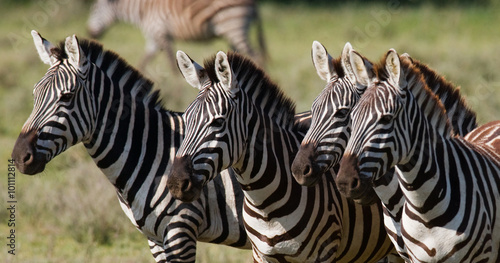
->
xmin=291 ymin=42 xmax=478 ymax=261
xmin=337 ymin=49 xmax=500 ymax=262
xmin=167 ymin=51 xmax=401 ymax=262
xmin=464 ymin=120 xmax=500 ymax=156
xmin=87 ymin=0 xmax=266 ymax=69
xmin=11 ymin=31 xmax=250 ymax=263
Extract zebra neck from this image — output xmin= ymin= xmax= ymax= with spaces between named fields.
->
xmin=233 ymin=116 xmax=302 ymax=208
xmin=396 ymin=120 xmax=451 ymax=213
xmin=83 ymin=69 xmax=178 ymax=196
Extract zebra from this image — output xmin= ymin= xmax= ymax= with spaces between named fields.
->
xmin=166 ymin=50 xmax=403 ymax=262
xmin=11 ymin=30 xmax=252 ymax=263
xmin=336 ymin=48 xmax=500 ymax=262
xmin=464 ymin=120 xmax=500 ymax=155
xmin=290 ymin=41 xmax=478 ymax=261
xmin=87 ymin=0 xmax=267 ymax=70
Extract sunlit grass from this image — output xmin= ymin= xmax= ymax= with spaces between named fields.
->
xmin=2 ymin=1 xmax=500 ymax=262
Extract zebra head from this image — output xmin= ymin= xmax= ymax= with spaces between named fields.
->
xmin=336 ymin=49 xmax=412 ymax=204
xmin=12 ymin=31 xmax=92 ymax=175
xmin=168 ymin=51 xmax=242 ymax=202
xmin=291 ymin=41 xmax=372 ymax=186
xmin=87 ymin=0 xmax=117 ymax=39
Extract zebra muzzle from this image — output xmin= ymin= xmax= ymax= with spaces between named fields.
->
xmin=291 ymin=142 xmax=322 ymax=187
xmin=168 ymin=155 xmax=202 ymax=202
xmin=336 ymin=153 xmax=377 ymax=205
xmin=11 ymin=130 xmax=47 ymax=175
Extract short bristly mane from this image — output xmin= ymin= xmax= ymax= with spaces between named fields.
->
xmin=54 ymin=39 xmax=164 ymax=109
xmin=204 ymin=51 xmax=297 ymax=129
xmin=406 ymin=57 xmax=477 ymax=128
xmin=374 ymin=53 xmax=453 ymax=137
xmin=330 ymin=55 xmax=346 ymax=79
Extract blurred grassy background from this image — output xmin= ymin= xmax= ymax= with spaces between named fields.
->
xmin=1 ymin=0 xmax=500 ymax=262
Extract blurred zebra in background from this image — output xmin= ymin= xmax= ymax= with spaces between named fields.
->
xmin=11 ymin=31 xmax=252 ymax=263
xmin=87 ymin=0 xmax=267 ymax=70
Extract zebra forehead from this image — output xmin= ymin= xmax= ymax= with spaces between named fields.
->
xmin=357 ymin=84 xmax=399 ymax=111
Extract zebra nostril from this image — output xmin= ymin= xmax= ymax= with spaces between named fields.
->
xmin=181 ymin=179 xmax=192 ymax=193
xmin=351 ymin=178 xmax=360 ymax=190
xmin=303 ymin=164 xmax=311 ymax=176
xmin=23 ymin=152 xmax=33 ymax=164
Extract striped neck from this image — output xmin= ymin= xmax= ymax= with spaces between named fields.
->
xmin=67 ymin=40 xmax=179 ymax=195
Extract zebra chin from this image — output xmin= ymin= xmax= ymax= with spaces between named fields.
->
xmin=11 ymin=131 xmax=47 ymax=175
xmin=167 ymin=156 xmax=204 ymax=203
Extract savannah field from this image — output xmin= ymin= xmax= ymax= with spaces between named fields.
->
xmin=1 ymin=0 xmax=500 ymax=262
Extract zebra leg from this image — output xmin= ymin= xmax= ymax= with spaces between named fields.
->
xmin=148 ymin=239 xmax=168 ymax=263
xmin=148 ymin=237 xmax=198 ymax=263
xmin=138 ymin=36 xmax=159 ymax=71
xmin=146 ymin=34 xmax=177 ymax=72
xmin=211 ymin=7 xmax=259 ymax=63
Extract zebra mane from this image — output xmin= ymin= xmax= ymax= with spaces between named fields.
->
xmin=375 ymin=53 xmax=453 ymax=137
xmin=405 ymin=57 xmax=477 ymax=129
xmin=330 ymin=55 xmax=346 ymax=79
xmin=54 ymin=38 xmax=163 ymax=108
xmin=203 ymin=51 xmax=297 ymax=128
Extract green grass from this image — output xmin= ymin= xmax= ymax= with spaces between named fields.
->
xmin=1 ymin=1 xmax=500 ymax=262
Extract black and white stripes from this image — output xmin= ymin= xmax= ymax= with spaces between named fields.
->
xmin=290 ymin=41 xmax=480 ymax=261
xmin=337 ymin=49 xmax=500 ymax=262
xmin=167 ymin=50 xmax=399 ymax=262
xmin=12 ymin=31 xmax=250 ymax=263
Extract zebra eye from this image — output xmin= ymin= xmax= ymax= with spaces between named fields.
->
xmin=333 ymin=108 xmax=349 ymax=119
xmin=212 ymin=117 xmax=225 ymax=127
xmin=379 ymin=114 xmax=393 ymax=125
xmin=59 ymin=93 xmax=73 ymax=102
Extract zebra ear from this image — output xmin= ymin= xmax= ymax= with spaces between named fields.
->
xmin=341 ymin=42 xmax=356 ymax=83
xmin=349 ymin=50 xmax=375 ymax=88
xmin=385 ymin=49 xmax=402 ymax=88
xmin=215 ymin=51 xmax=237 ymax=93
xmin=65 ymin=34 xmax=88 ymax=72
xmin=31 ymin=30 xmax=57 ymax=66
xmin=176 ymin=50 xmax=206 ymax=90
xmin=311 ymin=41 xmax=336 ymax=82
xmin=400 ymin=52 xmax=413 ymax=64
